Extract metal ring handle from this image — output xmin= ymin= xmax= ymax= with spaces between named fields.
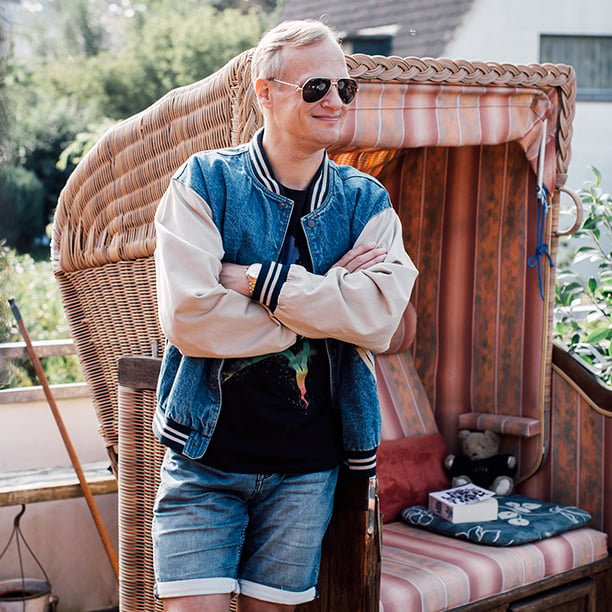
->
xmin=555 ymin=186 xmax=584 ymax=236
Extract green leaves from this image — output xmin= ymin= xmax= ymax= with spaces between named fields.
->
xmin=3 ymin=0 xmax=275 ymax=251
xmin=554 ymin=167 xmax=612 ymax=386
xmin=586 ymin=327 xmax=612 ymax=344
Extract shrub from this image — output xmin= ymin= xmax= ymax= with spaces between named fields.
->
xmin=554 ymin=167 xmax=612 ymax=386
xmin=0 ymin=244 xmax=83 ymax=388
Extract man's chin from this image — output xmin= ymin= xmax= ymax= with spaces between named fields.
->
xmin=313 ymin=124 xmax=345 ymax=148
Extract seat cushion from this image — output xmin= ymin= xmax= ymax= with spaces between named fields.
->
xmin=380 ymin=522 xmax=608 ymax=612
xmin=400 ymin=494 xmax=592 ymax=545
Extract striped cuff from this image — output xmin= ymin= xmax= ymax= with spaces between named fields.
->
xmin=153 ymin=407 xmax=190 ymax=455
xmin=251 ymin=261 xmax=290 ymax=312
xmin=344 ymin=449 xmax=377 ymax=478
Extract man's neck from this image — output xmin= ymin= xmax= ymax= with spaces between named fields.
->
xmin=262 ymin=132 xmax=325 ymax=191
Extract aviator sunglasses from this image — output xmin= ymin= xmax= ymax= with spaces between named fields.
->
xmin=270 ymin=77 xmax=358 ymax=104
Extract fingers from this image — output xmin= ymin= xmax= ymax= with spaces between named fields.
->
xmin=332 ymin=242 xmax=387 ymax=272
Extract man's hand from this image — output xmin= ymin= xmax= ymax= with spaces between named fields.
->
xmin=220 ymin=263 xmax=250 ymax=296
xmin=331 ymin=241 xmax=387 ymax=272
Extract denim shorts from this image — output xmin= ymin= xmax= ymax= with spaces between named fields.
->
xmin=152 ymin=449 xmax=338 ymax=605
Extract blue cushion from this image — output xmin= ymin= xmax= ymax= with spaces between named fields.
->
xmin=400 ymin=494 xmax=591 ymax=546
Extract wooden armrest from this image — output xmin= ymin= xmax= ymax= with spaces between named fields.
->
xmin=458 ymin=412 xmax=541 ymax=437
xmin=118 ymin=356 xmax=161 ymax=391
xmin=301 ymin=473 xmax=381 ymax=612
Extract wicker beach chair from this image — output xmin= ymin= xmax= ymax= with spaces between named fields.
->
xmin=53 ymin=50 xmax=607 ymax=612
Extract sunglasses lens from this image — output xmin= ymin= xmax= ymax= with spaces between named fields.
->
xmin=337 ymin=78 xmax=358 ymax=104
xmin=302 ymin=78 xmax=332 ymax=103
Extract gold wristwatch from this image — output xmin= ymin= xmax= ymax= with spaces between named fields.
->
xmin=245 ymin=263 xmax=261 ymax=296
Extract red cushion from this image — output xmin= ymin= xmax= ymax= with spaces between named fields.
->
xmin=377 ymin=433 xmax=450 ymax=523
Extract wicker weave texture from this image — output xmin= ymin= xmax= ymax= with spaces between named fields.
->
xmin=53 ymin=51 xmax=259 ymax=469
xmin=56 ymin=258 xmax=161 ymax=464
xmin=53 ymin=50 xmax=259 ymax=274
xmin=118 ymin=385 xmax=164 ymax=612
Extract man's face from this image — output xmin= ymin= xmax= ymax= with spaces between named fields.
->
xmin=261 ymin=38 xmax=353 ymax=154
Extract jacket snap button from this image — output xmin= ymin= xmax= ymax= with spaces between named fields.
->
xmin=307 ymin=219 xmax=315 ymax=228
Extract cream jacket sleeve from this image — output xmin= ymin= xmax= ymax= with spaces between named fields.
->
xmin=155 ymin=180 xmax=298 ymax=358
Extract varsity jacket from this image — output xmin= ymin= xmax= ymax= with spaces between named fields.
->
xmin=153 ymin=129 xmax=418 ymax=473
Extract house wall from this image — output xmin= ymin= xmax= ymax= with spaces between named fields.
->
xmin=0 ymin=390 xmax=118 ymax=611
xmin=444 ymin=0 xmax=612 ymax=192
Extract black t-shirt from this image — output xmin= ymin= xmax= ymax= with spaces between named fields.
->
xmin=201 ymin=186 xmax=342 ymax=474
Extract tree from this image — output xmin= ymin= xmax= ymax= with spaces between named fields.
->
xmin=0 ymin=22 xmax=9 ymax=163
xmin=27 ymin=0 xmax=111 ymax=60
xmin=23 ymin=3 xmax=272 ymax=120
xmin=2 ymin=0 xmax=276 ymax=251
xmin=3 ymin=79 xmax=99 ymax=243
xmin=89 ymin=4 xmax=270 ymax=118
xmin=0 ymin=166 xmax=44 ymax=251
xmin=1 ymin=21 xmax=101 ymax=247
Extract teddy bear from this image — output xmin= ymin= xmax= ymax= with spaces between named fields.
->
xmin=444 ymin=429 xmax=517 ymax=496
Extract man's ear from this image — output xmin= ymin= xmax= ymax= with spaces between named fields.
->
xmin=255 ymin=78 xmax=273 ymax=108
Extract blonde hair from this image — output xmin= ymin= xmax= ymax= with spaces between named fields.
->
xmin=251 ymin=20 xmax=341 ymax=83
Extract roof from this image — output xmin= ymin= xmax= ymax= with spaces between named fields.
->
xmin=278 ymin=0 xmax=475 ymax=58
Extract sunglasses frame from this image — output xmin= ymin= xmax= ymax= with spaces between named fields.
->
xmin=270 ymin=77 xmax=359 ymax=105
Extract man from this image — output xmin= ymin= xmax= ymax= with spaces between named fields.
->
xmin=152 ymin=19 xmax=417 ymax=612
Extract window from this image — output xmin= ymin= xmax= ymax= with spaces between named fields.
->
xmin=540 ymin=35 xmax=612 ymax=101
xmin=344 ymin=35 xmax=393 ymax=56
xmin=342 ymin=25 xmax=398 ymax=57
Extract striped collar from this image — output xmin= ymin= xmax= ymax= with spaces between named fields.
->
xmin=248 ymin=128 xmax=330 ymax=214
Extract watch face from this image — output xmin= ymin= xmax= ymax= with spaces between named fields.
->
xmin=247 ymin=263 xmax=261 ymax=281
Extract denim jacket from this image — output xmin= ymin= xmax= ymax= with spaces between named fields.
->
xmin=153 ymin=129 xmax=417 ymax=472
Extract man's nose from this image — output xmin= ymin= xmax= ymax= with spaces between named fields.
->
xmin=322 ymin=84 xmax=344 ymax=107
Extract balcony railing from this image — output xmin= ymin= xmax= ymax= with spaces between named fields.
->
xmin=0 ymin=338 xmax=117 ymax=506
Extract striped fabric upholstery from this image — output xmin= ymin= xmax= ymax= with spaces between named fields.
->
xmin=338 ymin=82 xmax=558 ymax=193
xmin=380 ymin=523 xmax=608 ymax=612
xmin=376 ymin=352 xmax=439 ymax=442
xmin=376 ymin=304 xmax=439 ymax=442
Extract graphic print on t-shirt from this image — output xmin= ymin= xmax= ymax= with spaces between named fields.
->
xmin=222 ymin=338 xmax=314 ymax=411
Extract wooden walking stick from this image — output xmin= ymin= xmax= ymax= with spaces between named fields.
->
xmin=8 ymin=298 xmax=120 ymax=580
